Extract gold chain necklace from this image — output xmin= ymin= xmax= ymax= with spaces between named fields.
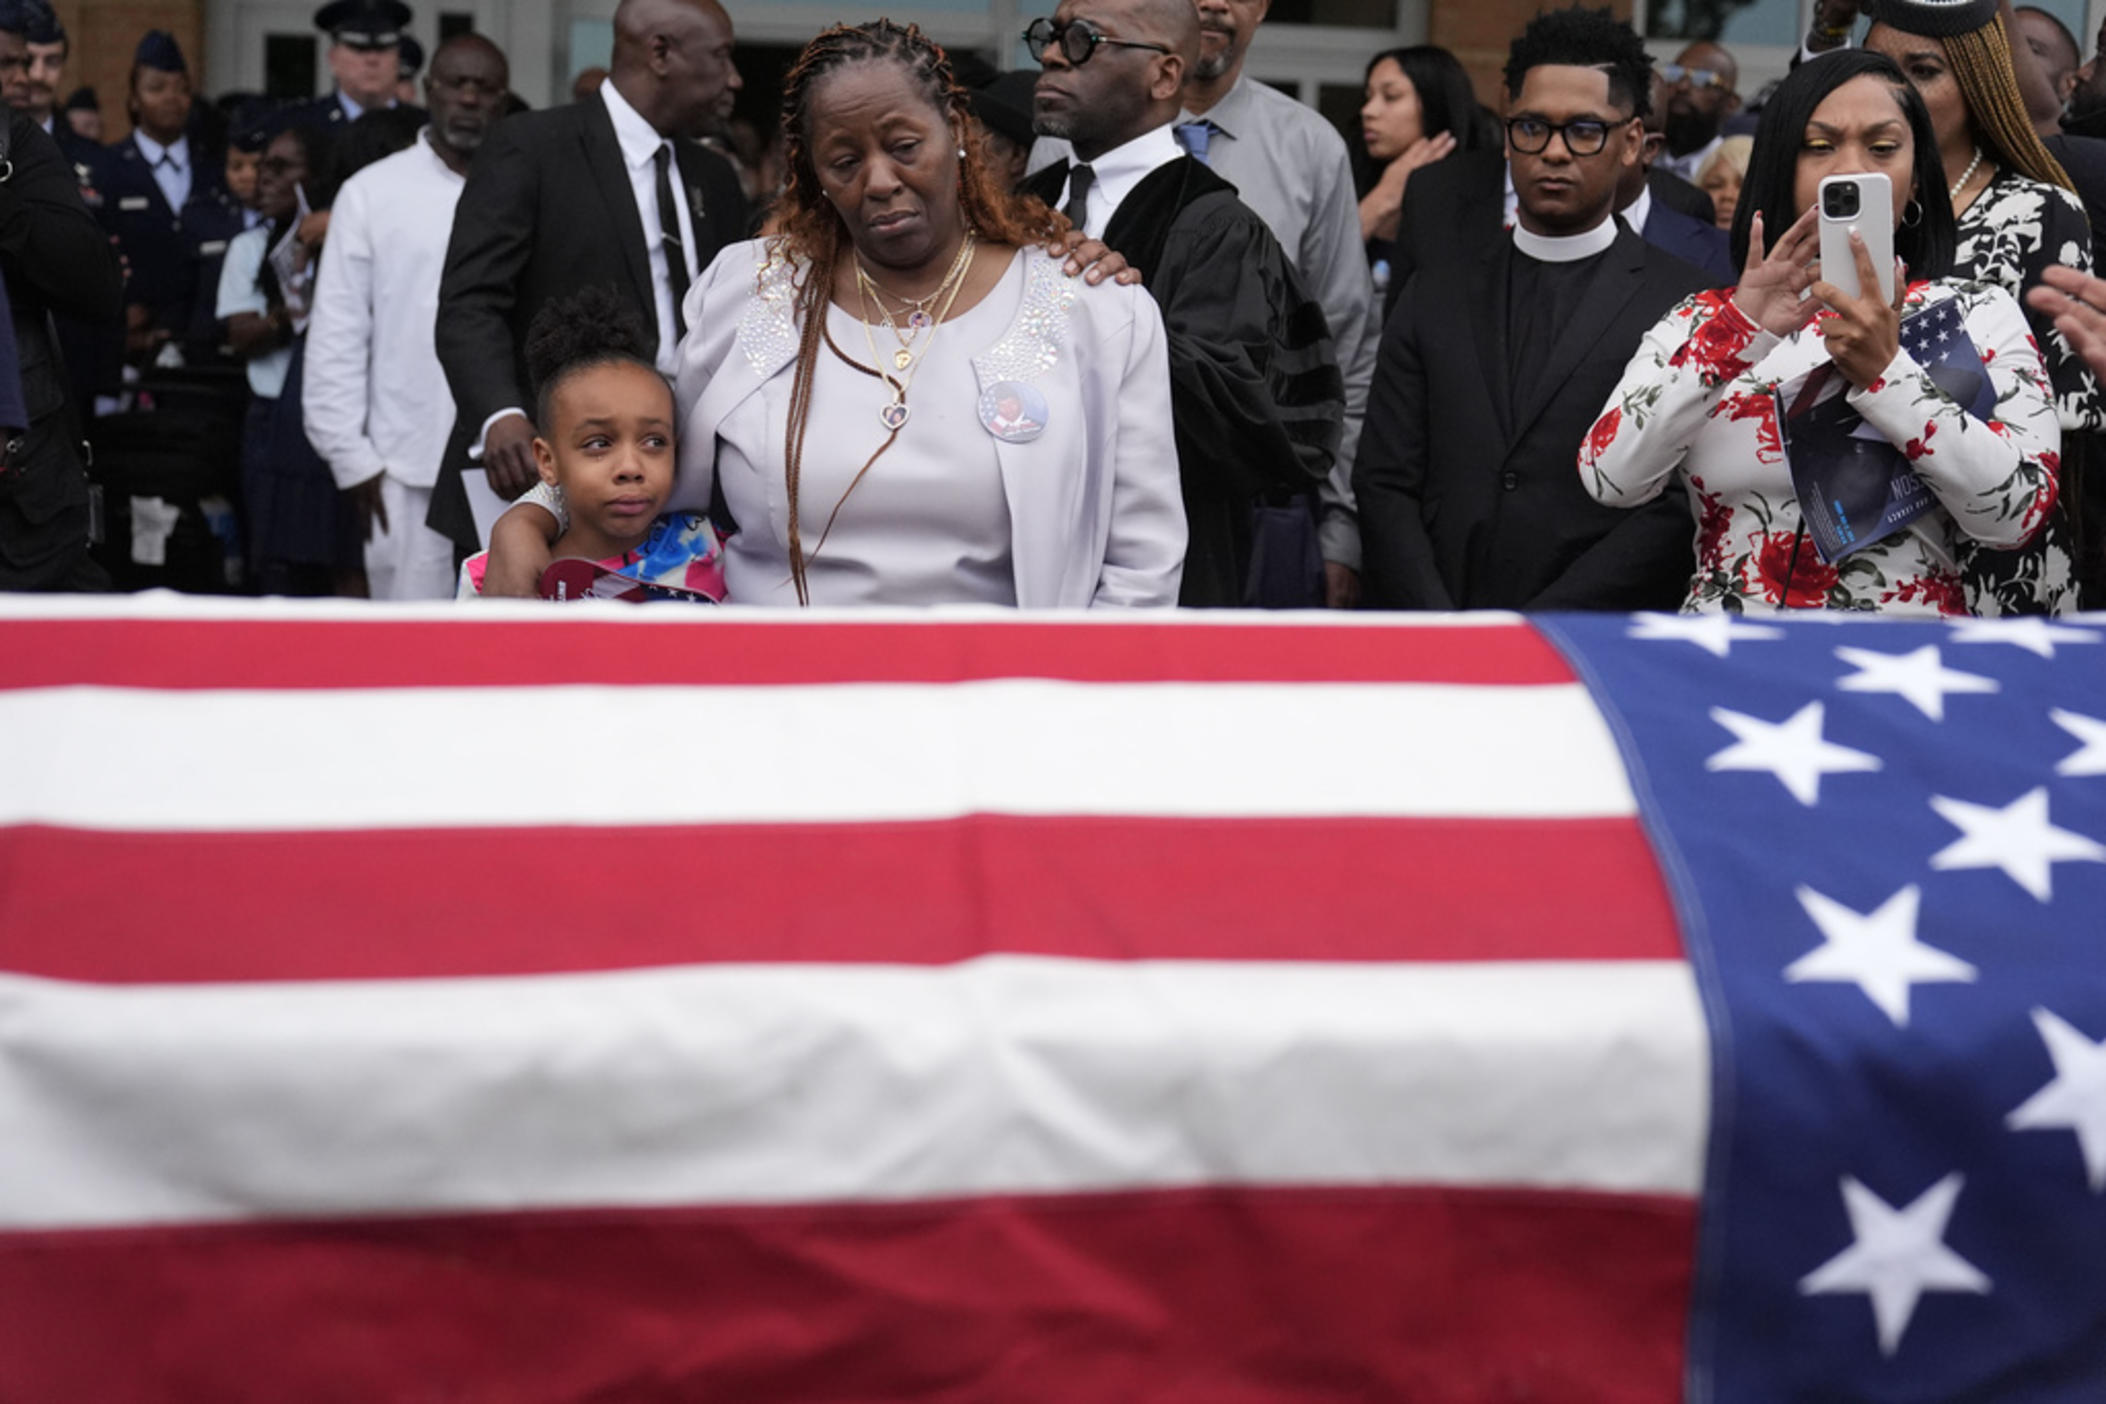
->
xmin=855 ymin=234 xmax=976 ymax=373
xmin=854 ymin=237 xmax=976 ymax=432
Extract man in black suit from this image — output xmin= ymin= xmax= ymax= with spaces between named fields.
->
xmin=1023 ymin=0 xmax=1340 ymax=607
xmin=0 ymin=15 xmax=123 ymax=588
xmin=431 ymin=0 xmax=748 ymax=553
xmin=1615 ymin=72 xmax=1734 ymax=286
xmin=1353 ymin=6 xmax=1708 ymax=612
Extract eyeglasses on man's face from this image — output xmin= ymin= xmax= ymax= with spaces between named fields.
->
xmin=1661 ymin=64 xmax=1729 ymax=90
xmin=1505 ymin=115 xmax=1617 ymax=156
xmin=1023 ymin=17 xmax=1172 ymax=66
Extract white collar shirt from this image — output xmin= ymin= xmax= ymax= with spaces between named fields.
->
xmin=1055 ymin=124 xmax=1183 ymax=241
xmin=1622 ymin=182 xmax=1654 ymax=236
xmin=601 ymin=77 xmax=700 ymax=375
xmin=134 ymin=129 xmax=192 ymax=212
xmin=301 ymin=133 xmax=468 ymax=491
xmin=1663 ymin=134 xmax=1722 ymax=184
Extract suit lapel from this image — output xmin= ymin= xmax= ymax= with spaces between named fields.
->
xmin=580 ymin=96 xmax=659 ymax=352
xmin=1509 ymin=230 xmax=1650 ymax=444
xmin=1468 ymin=239 xmax=1514 ymax=442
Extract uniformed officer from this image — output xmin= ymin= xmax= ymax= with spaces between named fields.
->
xmin=97 ymin=31 xmax=242 ymax=368
xmin=293 ymin=0 xmax=420 ymax=129
xmin=2 ymin=2 xmax=97 ymax=181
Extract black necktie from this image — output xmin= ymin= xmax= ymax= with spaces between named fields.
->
xmin=1063 ymin=163 xmax=1095 ymax=233
xmin=653 ymin=144 xmax=690 ymax=341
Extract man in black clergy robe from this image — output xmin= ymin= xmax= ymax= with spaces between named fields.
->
xmin=1353 ymin=6 xmax=1708 ymax=611
xmin=1025 ymin=0 xmax=1340 ymax=607
xmin=430 ymin=0 xmax=748 ymax=554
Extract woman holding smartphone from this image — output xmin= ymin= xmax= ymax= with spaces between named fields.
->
xmin=1578 ymin=50 xmax=2060 ymax=615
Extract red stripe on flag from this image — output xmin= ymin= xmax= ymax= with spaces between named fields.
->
xmin=0 ymin=618 xmax=1576 ymax=690
xmin=0 ymin=1185 xmax=1695 ymax=1404
xmin=0 ymin=815 xmax=1681 ymax=983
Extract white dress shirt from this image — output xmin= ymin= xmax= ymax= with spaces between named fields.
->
xmin=304 ymin=132 xmax=467 ymax=491
xmin=132 ymin=130 xmax=192 ymax=212
xmin=1621 ymin=182 xmax=1654 ymax=237
xmin=1051 ymin=124 xmax=1182 ymax=241
xmin=1662 ymin=134 xmax=1723 ymax=185
xmin=600 ymin=77 xmax=700 ymax=376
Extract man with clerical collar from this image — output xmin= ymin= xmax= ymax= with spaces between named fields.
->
xmin=1353 ymin=5 xmax=1708 ymax=612
xmin=1025 ymin=0 xmax=1341 ymax=608
xmin=95 ymin=29 xmax=243 ymax=370
xmin=300 ymin=0 xmax=419 ymax=128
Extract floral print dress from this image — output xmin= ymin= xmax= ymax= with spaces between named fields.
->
xmin=1579 ymin=280 xmax=2060 ymax=615
xmin=1950 ymin=169 xmax=2101 ymax=616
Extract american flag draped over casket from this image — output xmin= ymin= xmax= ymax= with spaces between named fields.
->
xmin=0 ymin=597 xmax=2101 ymax=1402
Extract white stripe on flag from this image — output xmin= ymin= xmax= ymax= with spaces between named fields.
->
xmin=0 ymin=958 xmax=1707 ymax=1229
xmin=0 ymin=681 xmax=1635 ymax=830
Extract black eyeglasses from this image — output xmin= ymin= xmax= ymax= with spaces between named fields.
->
xmin=1023 ymin=17 xmax=1172 ymax=66
xmin=1505 ymin=115 xmax=1616 ymax=156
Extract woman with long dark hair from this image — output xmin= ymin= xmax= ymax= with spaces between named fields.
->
xmin=1579 ymin=50 xmax=2059 ymax=614
xmin=486 ymin=20 xmax=1184 ymax=606
xmin=1356 ymin=46 xmax=1494 ymax=267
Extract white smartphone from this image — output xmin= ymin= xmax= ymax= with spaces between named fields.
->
xmin=1816 ymin=173 xmax=1896 ymax=305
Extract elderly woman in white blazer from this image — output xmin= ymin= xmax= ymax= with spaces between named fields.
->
xmin=481 ymin=20 xmax=1184 ymax=608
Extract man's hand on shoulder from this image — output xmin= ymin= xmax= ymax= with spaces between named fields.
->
xmin=484 ymin=412 xmax=540 ymax=499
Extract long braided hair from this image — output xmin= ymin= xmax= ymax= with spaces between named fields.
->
xmin=772 ymin=19 xmax=1064 ymax=604
xmin=1941 ymin=14 xmax=2076 ymax=193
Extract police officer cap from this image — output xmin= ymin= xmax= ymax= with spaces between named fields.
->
xmin=397 ymin=33 xmax=423 ymax=81
xmin=63 ymin=85 xmax=97 ymax=113
xmin=314 ymin=0 xmax=412 ymax=50
xmin=0 ymin=0 xmax=64 ymax=45
xmin=225 ymin=96 xmax=280 ymax=152
xmin=133 ymin=29 xmax=188 ymax=74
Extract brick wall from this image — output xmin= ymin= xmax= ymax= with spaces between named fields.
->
xmin=51 ymin=0 xmax=205 ymax=143
xmin=1429 ymin=0 xmax=1637 ymax=109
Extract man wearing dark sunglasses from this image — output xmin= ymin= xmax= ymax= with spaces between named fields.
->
xmin=1658 ymin=40 xmax=1741 ymax=182
xmin=1026 ymin=0 xmax=1342 ymax=608
xmin=1354 ymin=5 xmax=1705 ymax=615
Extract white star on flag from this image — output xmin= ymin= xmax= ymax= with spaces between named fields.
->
xmin=1626 ymin=613 xmax=1784 ymax=658
xmin=1799 ymin=1173 xmax=1991 ymax=1357
xmin=2007 ymin=1008 xmax=2106 ymax=1192
xmin=1834 ymin=645 xmax=1998 ymax=721
xmin=2050 ymin=709 xmax=2106 ymax=777
xmin=1707 ymin=701 xmax=1881 ymax=805
xmin=1928 ymin=787 xmax=2106 ymax=901
xmin=1785 ymin=885 xmax=1976 ymax=1027
xmin=1946 ymin=618 xmax=2100 ymax=659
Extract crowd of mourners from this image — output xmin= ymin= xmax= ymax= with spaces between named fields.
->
xmin=10 ymin=0 xmax=2106 ymax=616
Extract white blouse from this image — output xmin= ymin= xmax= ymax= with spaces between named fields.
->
xmin=713 ymin=257 xmax=1022 ymax=606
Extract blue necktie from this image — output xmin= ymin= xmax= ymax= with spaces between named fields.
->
xmin=1175 ymin=120 xmax=1215 ymax=164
